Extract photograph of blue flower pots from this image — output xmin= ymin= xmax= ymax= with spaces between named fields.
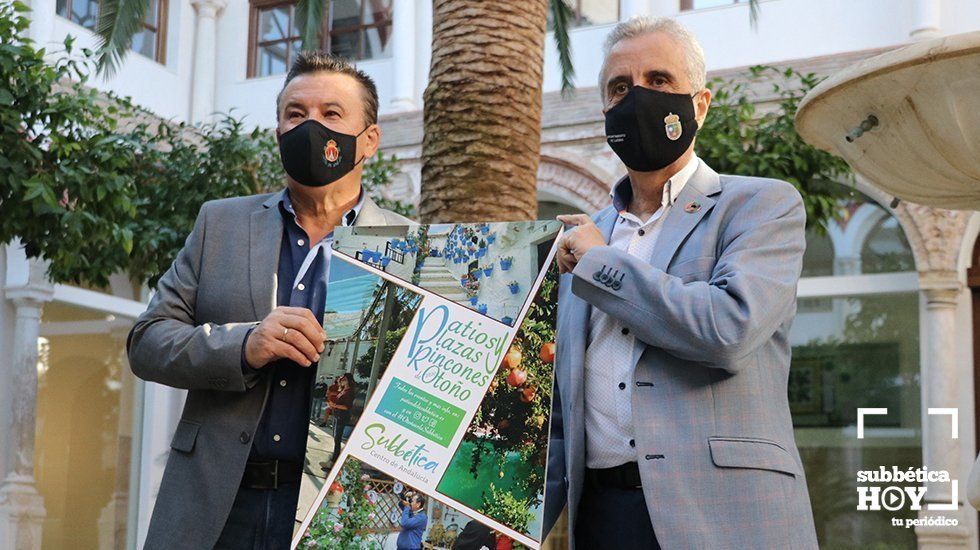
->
xmin=332 ymin=221 xmax=562 ymax=326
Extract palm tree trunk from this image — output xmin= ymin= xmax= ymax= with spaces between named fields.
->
xmin=420 ymin=0 xmax=547 ymax=223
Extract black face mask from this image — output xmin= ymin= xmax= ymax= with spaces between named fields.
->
xmin=604 ymin=86 xmax=699 ymax=172
xmin=278 ymin=119 xmax=368 ymax=187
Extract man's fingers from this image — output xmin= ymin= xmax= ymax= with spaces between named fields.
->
xmin=281 ymin=327 xmax=321 ymax=364
xmin=271 ymin=340 xmax=315 ymax=367
xmin=279 ymin=306 xmax=324 ymax=333
xmin=279 ymin=315 xmax=326 ymax=353
xmin=558 ymin=231 xmax=577 ymax=253
xmin=555 ymin=250 xmax=576 ymax=274
xmin=557 ymin=214 xmax=593 ymax=227
xmin=556 ymin=257 xmax=568 ymax=274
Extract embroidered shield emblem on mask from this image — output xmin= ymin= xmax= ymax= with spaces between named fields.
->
xmin=664 ymin=113 xmax=682 ymax=141
xmin=323 ymin=139 xmax=340 ymax=165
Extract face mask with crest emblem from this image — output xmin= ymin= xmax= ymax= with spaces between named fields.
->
xmin=605 ymin=86 xmax=699 ymax=172
xmin=278 ymin=119 xmax=367 ymax=186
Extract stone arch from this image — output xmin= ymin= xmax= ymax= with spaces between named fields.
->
xmin=956 ymin=211 xmax=980 ymax=274
xmin=824 ymin=202 xmax=889 ymax=276
xmin=536 ymin=156 xmax=609 ymax=215
xmin=846 ymin=176 xmax=930 ymax=274
xmin=843 ymin=174 xmax=972 ymax=280
xmin=838 ymin=203 xmax=889 ymax=259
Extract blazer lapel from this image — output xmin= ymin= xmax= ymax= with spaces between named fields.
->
xmin=570 ymin=206 xmax=618 ymax=337
xmin=647 ymin=161 xmax=721 ymax=272
xmin=595 ymin=205 xmax=619 ymax=245
xmin=249 ymin=188 xmax=381 ymax=320
xmin=630 ymin=161 xmax=722 ymax=366
xmin=563 ymin=206 xmax=619 ymax=420
xmin=249 ymin=193 xmax=284 ymax=320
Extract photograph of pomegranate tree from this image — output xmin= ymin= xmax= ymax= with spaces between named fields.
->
xmin=435 ymin=264 xmax=558 ymax=542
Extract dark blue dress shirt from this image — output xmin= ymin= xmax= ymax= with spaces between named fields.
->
xmin=245 ymin=188 xmax=362 ymax=462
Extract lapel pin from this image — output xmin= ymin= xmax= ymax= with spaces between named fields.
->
xmin=684 ymin=201 xmax=701 ymax=213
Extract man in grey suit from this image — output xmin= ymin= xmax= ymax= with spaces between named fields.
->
xmin=127 ymin=51 xmax=412 ymax=549
xmin=543 ymin=17 xmax=818 ymax=549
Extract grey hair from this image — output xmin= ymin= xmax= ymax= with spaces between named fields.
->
xmin=599 ymin=16 xmax=707 ymax=100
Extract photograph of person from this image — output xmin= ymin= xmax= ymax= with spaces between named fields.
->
xmin=297 ymin=456 xmax=515 ymax=549
xmin=298 ymin=262 xmax=424 ymax=517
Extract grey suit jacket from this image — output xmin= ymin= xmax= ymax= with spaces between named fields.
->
xmin=543 ymin=161 xmax=819 ymax=549
xmin=127 ymin=191 xmax=412 ymax=549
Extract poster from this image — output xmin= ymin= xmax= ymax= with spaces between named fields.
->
xmin=293 ymin=221 xmax=562 ymax=549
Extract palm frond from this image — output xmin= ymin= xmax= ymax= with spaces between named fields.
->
xmin=549 ymin=0 xmax=575 ymax=96
xmin=748 ymin=0 xmax=760 ymax=31
xmin=95 ymin=0 xmax=151 ymax=77
xmin=295 ymin=0 xmax=327 ymax=52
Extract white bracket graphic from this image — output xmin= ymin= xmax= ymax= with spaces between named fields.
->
xmin=927 ymin=408 xmax=959 ymax=439
xmin=928 ymin=480 xmax=959 ymax=511
xmin=857 ymin=408 xmax=888 ymax=439
xmin=855 ymin=407 xmax=961 ymax=511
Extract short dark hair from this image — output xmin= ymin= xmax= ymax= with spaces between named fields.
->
xmin=276 ymin=50 xmax=379 ymax=125
xmin=411 ymin=493 xmax=426 ymax=509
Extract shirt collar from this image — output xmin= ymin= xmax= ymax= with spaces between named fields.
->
xmin=279 ymin=187 xmax=364 ymax=232
xmin=610 ymin=154 xmax=701 ymax=214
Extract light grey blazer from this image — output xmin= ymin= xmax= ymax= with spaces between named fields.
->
xmin=543 ymin=161 xmax=819 ymax=549
xmin=127 ymin=191 xmax=412 ymax=549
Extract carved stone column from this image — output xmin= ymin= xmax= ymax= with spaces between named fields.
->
xmin=190 ymin=0 xmax=227 ymax=123
xmin=917 ymin=279 xmax=970 ymax=547
xmin=896 ymin=202 xmax=972 ymax=548
xmin=98 ymin=320 xmax=137 ymax=549
xmin=0 ymin=281 xmax=54 ymax=550
xmin=910 ymin=0 xmax=942 ymax=40
xmin=27 ymin=0 xmax=56 ymax=45
xmin=390 ymin=0 xmax=417 ymax=111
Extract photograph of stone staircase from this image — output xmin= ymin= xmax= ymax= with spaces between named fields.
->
xmin=416 ymin=261 xmax=469 ymax=305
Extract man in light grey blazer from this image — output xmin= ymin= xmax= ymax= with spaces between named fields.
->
xmin=543 ymin=17 xmax=818 ymax=550
xmin=127 ymin=52 xmax=412 ymax=549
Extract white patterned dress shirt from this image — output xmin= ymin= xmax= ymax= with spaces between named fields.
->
xmin=583 ymin=155 xmax=701 ymax=469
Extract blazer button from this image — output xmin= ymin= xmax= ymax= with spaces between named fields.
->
xmin=240 ymin=431 xmax=251 ymax=444
xmin=629 ymin=439 xmax=635 ymax=448
xmin=618 ymin=382 xmax=626 ymax=390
